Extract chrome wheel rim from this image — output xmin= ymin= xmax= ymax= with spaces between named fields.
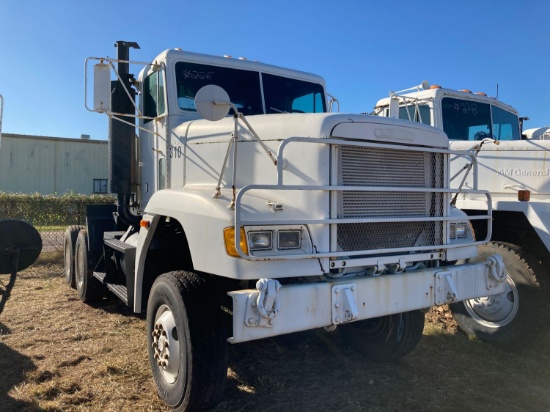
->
xmin=152 ymin=304 xmax=181 ymax=383
xmin=75 ymin=245 xmax=84 ymax=290
xmin=464 ymin=274 xmax=519 ymax=328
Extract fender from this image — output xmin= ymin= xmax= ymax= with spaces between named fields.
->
xmin=457 ymin=198 xmax=550 ymax=251
xmin=133 ymin=186 xmax=325 ymax=311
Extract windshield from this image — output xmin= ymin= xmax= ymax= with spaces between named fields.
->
xmin=441 ymin=97 xmax=520 ymax=141
xmin=263 ymin=73 xmax=326 ymax=114
xmin=175 ymin=62 xmax=263 ymax=116
xmin=175 ymin=62 xmax=326 ymax=116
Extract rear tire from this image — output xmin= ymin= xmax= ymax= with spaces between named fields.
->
xmin=340 ymin=310 xmax=425 ymax=362
xmin=450 ymin=241 xmax=548 ymax=351
xmin=74 ymin=229 xmax=102 ymax=303
xmin=147 ymin=271 xmax=228 ymax=411
xmin=63 ymin=225 xmax=84 ymax=288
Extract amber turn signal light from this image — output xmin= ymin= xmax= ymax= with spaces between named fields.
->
xmin=518 ymin=190 xmax=531 ymax=202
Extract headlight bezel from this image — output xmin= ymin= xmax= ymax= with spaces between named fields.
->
xmin=224 ymin=225 xmax=312 ymax=258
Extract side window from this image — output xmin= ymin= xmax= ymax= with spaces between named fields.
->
xmin=398 ymin=104 xmax=431 ymax=125
xmin=143 ymin=70 xmax=165 ymax=123
xmin=158 ymin=158 xmax=166 ymax=190
xmin=93 ymin=179 xmax=108 ymax=194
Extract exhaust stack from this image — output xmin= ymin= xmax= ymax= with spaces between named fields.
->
xmin=109 ymin=41 xmax=141 ymax=226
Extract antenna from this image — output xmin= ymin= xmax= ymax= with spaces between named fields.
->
xmin=496 ymin=83 xmax=499 ymax=100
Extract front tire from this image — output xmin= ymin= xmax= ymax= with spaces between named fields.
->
xmin=63 ymin=225 xmax=84 ymax=288
xmin=450 ymin=241 xmax=548 ymax=351
xmin=147 ymin=271 xmax=228 ymax=411
xmin=340 ymin=310 xmax=425 ymax=362
xmin=74 ymin=229 xmax=102 ymax=303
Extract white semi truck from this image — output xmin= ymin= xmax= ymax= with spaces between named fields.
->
xmin=65 ymin=42 xmax=506 ymax=411
xmin=373 ymin=83 xmax=549 ymax=351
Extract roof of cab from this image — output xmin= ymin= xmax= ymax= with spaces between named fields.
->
xmin=140 ymin=48 xmax=326 ymax=86
xmin=374 ymin=87 xmax=518 ymax=115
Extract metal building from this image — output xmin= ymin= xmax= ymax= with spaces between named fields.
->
xmin=0 ymin=133 xmax=108 ymax=195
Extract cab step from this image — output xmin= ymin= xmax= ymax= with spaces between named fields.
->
xmin=93 ymin=271 xmax=129 ymax=305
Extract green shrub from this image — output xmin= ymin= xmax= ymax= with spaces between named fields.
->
xmin=0 ymin=192 xmax=116 ymax=227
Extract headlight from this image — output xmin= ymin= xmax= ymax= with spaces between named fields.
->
xmin=248 ymin=231 xmax=273 ymax=251
xmin=278 ymin=230 xmax=301 ymax=249
xmin=450 ymin=222 xmax=467 ymax=239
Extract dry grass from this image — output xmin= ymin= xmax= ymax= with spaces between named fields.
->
xmin=1 ymin=259 xmax=549 ymax=412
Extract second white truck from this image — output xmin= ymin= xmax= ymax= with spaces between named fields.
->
xmin=374 ymin=83 xmax=549 ymax=350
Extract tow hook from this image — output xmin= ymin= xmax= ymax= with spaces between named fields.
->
xmin=486 ymin=254 xmax=506 ymax=289
xmin=244 ymin=278 xmax=282 ymax=328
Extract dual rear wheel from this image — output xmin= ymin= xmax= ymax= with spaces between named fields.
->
xmin=73 ymin=229 xmax=102 ymax=303
xmin=63 ymin=226 xmax=102 ymax=303
xmin=63 ymin=225 xmax=84 ymax=288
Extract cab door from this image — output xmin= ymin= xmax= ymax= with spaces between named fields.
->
xmin=140 ymin=67 xmax=168 ymax=208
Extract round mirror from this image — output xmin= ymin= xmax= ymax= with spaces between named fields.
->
xmin=195 ymin=85 xmax=231 ymax=121
xmin=421 ymin=80 xmax=430 ymax=90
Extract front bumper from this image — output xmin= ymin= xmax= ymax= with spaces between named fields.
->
xmin=228 ymin=255 xmax=505 ymax=343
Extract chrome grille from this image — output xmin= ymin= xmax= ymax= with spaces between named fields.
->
xmin=337 ymin=146 xmax=445 ymax=252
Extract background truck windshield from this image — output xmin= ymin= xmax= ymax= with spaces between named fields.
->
xmin=175 ymin=62 xmax=325 ymax=116
xmin=441 ymin=97 xmax=520 ymax=141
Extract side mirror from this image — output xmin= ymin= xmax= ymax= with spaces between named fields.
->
xmin=93 ymin=63 xmax=112 ymax=113
xmin=389 ymin=96 xmax=400 ymax=119
xmin=194 ymin=85 xmax=231 ymax=121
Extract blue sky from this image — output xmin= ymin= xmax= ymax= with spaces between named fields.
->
xmin=1 ymin=0 xmax=549 ymax=140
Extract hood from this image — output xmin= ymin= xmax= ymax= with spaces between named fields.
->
xmin=175 ymin=112 xmax=448 ymax=148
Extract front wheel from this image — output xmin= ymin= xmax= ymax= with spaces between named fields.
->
xmin=147 ymin=271 xmax=228 ymax=411
xmin=450 ymin=241 xmax=548 ymax=351
xmin=340 ymin=310 xmax=425 ymax=362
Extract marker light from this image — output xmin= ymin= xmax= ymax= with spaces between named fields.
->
xmin=224 ymin=227 xmax=248 ymax=257
xmin=450 ymin=222 xmax=467 ymax=239
xmin=518 ymin=190 xmax=531 ymax=202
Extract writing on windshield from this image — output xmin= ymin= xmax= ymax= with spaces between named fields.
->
xmin=441 ymin=97 xmax=520 ymax=141
xmin=175 ymin=62 xmax=326 ymax=116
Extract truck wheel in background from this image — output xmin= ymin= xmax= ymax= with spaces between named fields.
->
xmin=450 ymin=241 xmax=548 ymax=351
xmin=63 ymin=225 xmax=84 ymax=288
xmin=147 ymin=271 xmax=228 ymax=411
xmin=340 ymin=310 xmax=425 ymax=362
xmin=74 ymin=229 xmax=102 ymax=303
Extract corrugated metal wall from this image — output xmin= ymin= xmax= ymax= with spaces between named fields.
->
xmin=0 ymin=133 xmax=108 ymax=194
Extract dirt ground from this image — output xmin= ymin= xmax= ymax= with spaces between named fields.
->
xmin=1 ymin=259 xmax=549 ymax=412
